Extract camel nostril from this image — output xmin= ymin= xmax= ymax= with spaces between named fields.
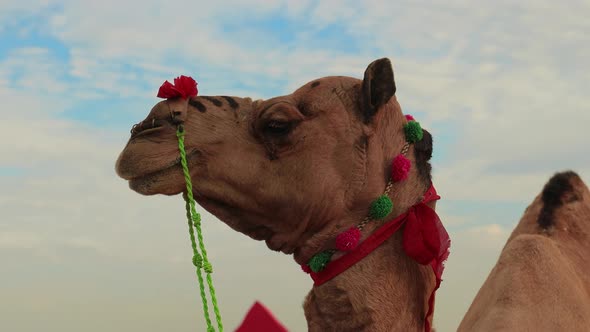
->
xmin=130 ymin=121 xmax=144 ymax=136
xmin=130 ymin=118 xmax=165 ymax=138
xmin=171 ymin=111 xmax=183 ymax=125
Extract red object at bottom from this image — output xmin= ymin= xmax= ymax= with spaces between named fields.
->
xmin=235 ymin=301 xmax=289 ymax=332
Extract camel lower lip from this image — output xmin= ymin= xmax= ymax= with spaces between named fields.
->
xmin=126 ymin=149 xmax=200 ymax=183
xmin=129 ymin=164 xmax=175 ymax=186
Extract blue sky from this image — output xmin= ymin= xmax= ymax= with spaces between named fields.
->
xmin=1 ymin=1 xmax=589 ymax=331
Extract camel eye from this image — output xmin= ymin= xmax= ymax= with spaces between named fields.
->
xmin=263 ymin=120 xmax=293 ymax=136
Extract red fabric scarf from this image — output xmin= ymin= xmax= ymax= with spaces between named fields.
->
xmin=235 ymin=301 xmax=289 ymax=332
xmin=309 ymin=184 xmax=449 ymax=332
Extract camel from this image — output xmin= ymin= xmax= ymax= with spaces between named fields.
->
xmin=459 ymin=171 xmax=590 ymax=331
xmin=115 ymin=58 xmax=450 ymax=331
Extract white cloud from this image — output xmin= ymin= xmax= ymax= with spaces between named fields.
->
xmin=434 ymin=158 xmax=590 ymax=202
xmin=0 ymin=47 xmax=69 ymax=95
xmin=0 ymin=231 xmax=42 ymax=249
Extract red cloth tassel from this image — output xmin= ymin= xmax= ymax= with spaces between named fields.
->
xmin=157 ymin=75 xmax=198 ymax=99
xmin=235 ymin=301 xmax=289 ymax=332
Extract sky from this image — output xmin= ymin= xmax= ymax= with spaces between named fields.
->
xmin=1 ymin=1 xmax=589 ymax=331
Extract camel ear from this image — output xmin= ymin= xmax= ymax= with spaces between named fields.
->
xmin=360 ymin=58 xmax=396 ymax=123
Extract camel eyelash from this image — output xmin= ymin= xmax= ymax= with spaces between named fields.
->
xmin=262 ymin=120 xmax=294 ymax=136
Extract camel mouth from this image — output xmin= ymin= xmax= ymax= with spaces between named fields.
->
xmin=128 ymin=164 xmax=176 ymax=190
xmin=126 ymin=149 xmax=201 ymax=194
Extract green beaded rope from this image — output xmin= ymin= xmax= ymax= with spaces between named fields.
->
xmin=177 ymin=125 xmax=223 ymax=332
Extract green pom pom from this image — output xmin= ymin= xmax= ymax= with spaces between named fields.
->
xmin=369 ymin=195 xmax=393 ymax=219
xmin=308 ymin=251 xmax=333 ymax=273
xmin=404 ymin=121 xmax=423 ymax=143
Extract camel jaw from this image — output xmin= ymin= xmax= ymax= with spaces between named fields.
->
xmin=117 ymin=146 xmax=202 ymax=196
xmin=127 ymin=164 xmax=185 ymax=196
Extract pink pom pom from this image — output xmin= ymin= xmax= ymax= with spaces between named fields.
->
xmin=301 ymin=264 xmax=311 ymax=274
xmin=335 ymin=227 xmax=362 ymax=251
xmin=405 ymin=114 xmax=415 ymax=121
xmin=391 ymin=154 xmax=411 ymax=182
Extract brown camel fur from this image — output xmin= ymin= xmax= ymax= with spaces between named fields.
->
xmin=459 ymin=171 xmax=590 ymax=331
xmin=116 ymin=58 xmax=440 ymax=331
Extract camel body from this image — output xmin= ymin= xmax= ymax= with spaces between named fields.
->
xmin=459 ymin=171 xmax=590 ymax=331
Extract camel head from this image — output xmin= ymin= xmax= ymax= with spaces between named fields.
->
xmin=115 ymin=58 xmax=433 ymax=264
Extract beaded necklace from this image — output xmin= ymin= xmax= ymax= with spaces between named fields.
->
xmin=302 ymin=114 xmax=424 ymax=273
xmin=298 ymin=114 xmax=450 ymax=332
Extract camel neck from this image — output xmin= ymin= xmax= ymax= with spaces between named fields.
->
xmin=308 ymin=184 xmax=440 ymax=286
xmin=303 ymin=184 xmax=448 ymax=332
xmin=303 ymin=230 xmax=435 ymax=331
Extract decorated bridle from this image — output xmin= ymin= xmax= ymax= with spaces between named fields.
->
xmin=156 ymin=75 xmax=223 ymax=332
xmin=156 ymin=75 xmax=450 ymax=332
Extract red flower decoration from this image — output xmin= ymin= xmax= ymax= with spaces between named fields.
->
xmin=405 ymin=114 xmax=415 ymax=121
xmin=391 ymin=154 xmax=411 ymax=182
xmin=335 ymin=227 xmax=362 ymax=251
xmin=157 ymin=75 xmax=198 ymax=99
